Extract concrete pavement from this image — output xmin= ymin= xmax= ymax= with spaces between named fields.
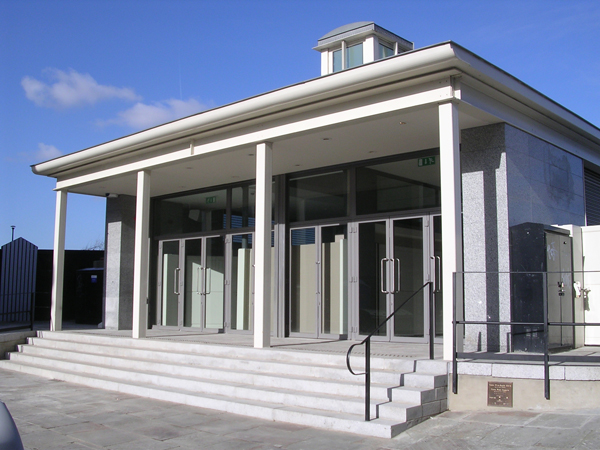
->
xmin=1 ymin=368 xmax=599 ymax=449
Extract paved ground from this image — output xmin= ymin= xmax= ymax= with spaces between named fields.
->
xmin=1 ymin=369 xmax=599 ymax=449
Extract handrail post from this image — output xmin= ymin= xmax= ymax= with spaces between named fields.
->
xmin=452 ymin=272 xmax=458 ymax=394
xmin=365 ymin=338 xmax=371 ymax=421
xmin=429 ymin=281 xmax=435 ymax=359
xmin=543 ymin=272 xmax=550 ymax=400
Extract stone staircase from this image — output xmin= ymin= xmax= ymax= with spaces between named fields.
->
xmin=0 ymin=331 xmax=448 ymax=438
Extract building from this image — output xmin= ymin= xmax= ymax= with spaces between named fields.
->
xmin=28 ymin=22 xmax=600 ymax=414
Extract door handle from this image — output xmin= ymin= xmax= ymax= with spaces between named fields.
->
xmin=206 ymin=268 xmax=212 ymax=295
xmin=380 ymin=258 xmax=389 ymax=294
xmin=435 ymin=256 xmax=441 ymax=293
xmin=316 ymin=261 xmax=321 ymax=294
xmin=174 ymin=267 xmax=180 ymax=295
xmin=196 ymin=266 xmax=204 ymax=294
xmin=394 ymin=258 xmax=401 ymax=294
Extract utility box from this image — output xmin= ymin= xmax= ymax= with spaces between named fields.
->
xmin=510 ymin=223 xmax=574 ymax=352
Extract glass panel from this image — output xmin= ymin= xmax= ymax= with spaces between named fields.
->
xmin=321 ymin=225 xmax=348 ymax=335
xmin=288 ymin=171 xmax=348 ymax=222
xmin=204 ymin=236 xmax=225 ymax=329
xmin=290 ymin=228 xmax=317 ymax=334
xmin=231 ymin=234 xmax=252 ymax=331
xmin=356 ymin=158 xmax=440 ymax=215
xmin=379 ymin=43 xmax=394 ymax=59
xmin=358 ymin=222 xmax=387 ymax=335
xmin=346 ymin=43 xmax=363 ymax=68
xmin=433 ymin=215 xmax=443 ymax=337
xmin=154 ymin=189 xmax=227 ymax=236
xmin=393 ymin=218 xmax=424 ymax=337
xmin=161 ymin=241 xmax=180 ymax=326
xmin=231 ymin=185 xmax=256 ymax=229
xmin=332 ymin=49 xmax=342 ymax=72
xmin=183 ymin=239 xmax=203 ymax=328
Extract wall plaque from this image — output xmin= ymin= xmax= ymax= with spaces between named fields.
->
xmin=488 ymin=381 xmax=513 ymax=407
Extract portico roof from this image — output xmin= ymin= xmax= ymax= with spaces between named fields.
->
xmin=32 ymin=41 xmax=600 ymax=198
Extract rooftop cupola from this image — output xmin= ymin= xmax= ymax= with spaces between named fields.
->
xmin=314 ymin=22 xmax=414 ymax=75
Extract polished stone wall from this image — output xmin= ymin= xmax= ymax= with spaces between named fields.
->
xmin=461 ymin=123 xmax=585 ymax=351
xmin=103 ymin=195 xmax=136 ymax=330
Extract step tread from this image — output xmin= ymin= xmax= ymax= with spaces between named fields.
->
xmin=7 ymin=352 xmax=422 ymax=411
xmin=0 ymin=359 xmax=407 ymax=437
xmin=18 ymin=343 xmax=410 ymax=396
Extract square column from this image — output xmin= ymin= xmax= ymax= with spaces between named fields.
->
xmin=132 ymin=170 xmax=151 ymax=339
xmin=439 ymin=101 xmax=463 ymax=361
xmin=254 ymin=142 xmax=273 ymax=348
xmin=50 ymin=190 xmax=67 ymax=332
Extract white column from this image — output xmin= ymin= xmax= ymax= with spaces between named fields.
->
xmin=254 ymin=142 xmax=272 ymax=348
xmin=439 ymin=101 xmax=463 ymax=361
xmin=132 ymin=170 xmax=151 ymax=339
xmin=50 ymin=190 xmax=67 ymax=332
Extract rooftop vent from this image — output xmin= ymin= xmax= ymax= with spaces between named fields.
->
xmin=314 ymin=22 xmax=414 ymax=75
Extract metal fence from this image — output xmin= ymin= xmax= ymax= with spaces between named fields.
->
xmin=452 ymin=270 xmax=600 ymax=399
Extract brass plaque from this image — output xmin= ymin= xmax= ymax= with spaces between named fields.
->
xmin=488 ymin=381 xmax=513 ymax=407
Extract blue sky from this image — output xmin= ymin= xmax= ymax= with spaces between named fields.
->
xmin=1 ymin=0 xmax=599 ymax=249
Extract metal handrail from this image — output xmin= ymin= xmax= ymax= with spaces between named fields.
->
xmin=452 ymin=270 xmax=600 ymax=401
xmin=346 ymin=281 xmax=433 ymax=421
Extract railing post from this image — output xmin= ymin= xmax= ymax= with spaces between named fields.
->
xmin=452 ymin=272 xmax=458 ymax=394
xmin=543 ymin=272 xmax=550 ymax=400
xmin=365 ymin=338 xmax=371 ymax=421
xmin=429 ymin=281 xmax=435 ymax=359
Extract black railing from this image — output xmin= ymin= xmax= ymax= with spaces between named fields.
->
xmin=452 ymin=271 xmax=600 ymax=400
xmin=346 ymin=281 xmax=435 ymax=421
xmin=0 ymin=291 xmax=36 ymax=332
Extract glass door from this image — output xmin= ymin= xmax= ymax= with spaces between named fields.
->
xmin=158 ymin=236 xmax=225 ymax=331
xmin=355 ymin=215 xmax=439 ymax=342
xmin=227 ymin=233 xmax=253 ymax=333
xmin=290 ymin=225 xmax=348 ymax=338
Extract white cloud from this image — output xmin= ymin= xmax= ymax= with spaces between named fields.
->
xmin=100 ymin=98 xmax=205 ymax=130
xmin=35 ymin=143 xmax=62 ymax=161
xmin=22 ymin=68 xmax=141 ymax=108
xmin=6 ymin=143 xmax=63 ymax=163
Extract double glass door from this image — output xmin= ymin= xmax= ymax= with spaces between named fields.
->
xmin=158 ymin=233 xmax=254 ymax=332
xmin=355 ymin=215 xmax=442 ymax=342
xmin=290 ymin=225 xmax=348 ymax=338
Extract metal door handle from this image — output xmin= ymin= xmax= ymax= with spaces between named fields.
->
xmin=196 ymin=266 xmax=204 ymax=294
xmin=435 ymin=256 xmax=441 ymax=293
xmin=380 ymin=258 xmax=389 ymax=294
xmin=394 ymin=258 xmax=401 ymax=294
xmin=316 ymin=261 xmax=321 ymax=294
xmin=174 ymin=268 xmax=180 ymax=295
xmin=206 ymin=268 xmax=212 ymax=294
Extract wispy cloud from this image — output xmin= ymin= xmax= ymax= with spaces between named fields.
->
xmin=6 ymin=143 xmax=63 ymax=163
xmin=22 ymin=68 xmax=141 ymax=109
xmin=98 ymin=98 xmax=206 ymax=130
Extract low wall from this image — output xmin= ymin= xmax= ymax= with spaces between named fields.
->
xmin=0 ymin=331 xmax=36 ymax=359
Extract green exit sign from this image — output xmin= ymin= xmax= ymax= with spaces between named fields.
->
xmin=418 ymin=157 xmax=436 ymax=167
xmin=205 ymin=196 xmax=218 ymax=204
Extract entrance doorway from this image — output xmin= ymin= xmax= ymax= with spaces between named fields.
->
xmin=158 ymin=236 xmax=226 ymax=331
xmin=353 ymin=214 xmax=441 ymax=342
xmin=289 ymin=224 xmax=348 ymax=338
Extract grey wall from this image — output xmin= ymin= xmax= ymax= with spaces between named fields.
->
xmin=104 ymin=195 xmax=136 ymax=330
xmin=461 ymin=123 xmax=585 ymax=351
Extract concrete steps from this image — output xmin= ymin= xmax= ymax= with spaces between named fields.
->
xmin=0 ymin=331 xmax=448 ymax=438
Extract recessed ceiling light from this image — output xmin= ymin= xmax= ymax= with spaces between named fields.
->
xmin=231 ymin=175 xmax=240 ymax=179
xmin=295 ymin=164 xmax=301 ymax=167
xmin=322 ymin=137 xmax=331 ymax=141
xmin=399 ymin=121 xmax=407 ymax=125
xmin=186 ymin=167 xmax=193 ymax=170
xmin=368 ymin=151 xmax=376 ymax=154
xmin=248 ymin=153 xmax=254 ymax=156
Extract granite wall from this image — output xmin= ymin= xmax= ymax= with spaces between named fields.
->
xmin=103 ymin=195 xmax=136 ymax=330
xmin=461 ymin=123 xmax=585 ymax=351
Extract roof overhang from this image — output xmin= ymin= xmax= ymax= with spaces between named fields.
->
xmin=31 ymin=42 xmax=600 ymax=198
